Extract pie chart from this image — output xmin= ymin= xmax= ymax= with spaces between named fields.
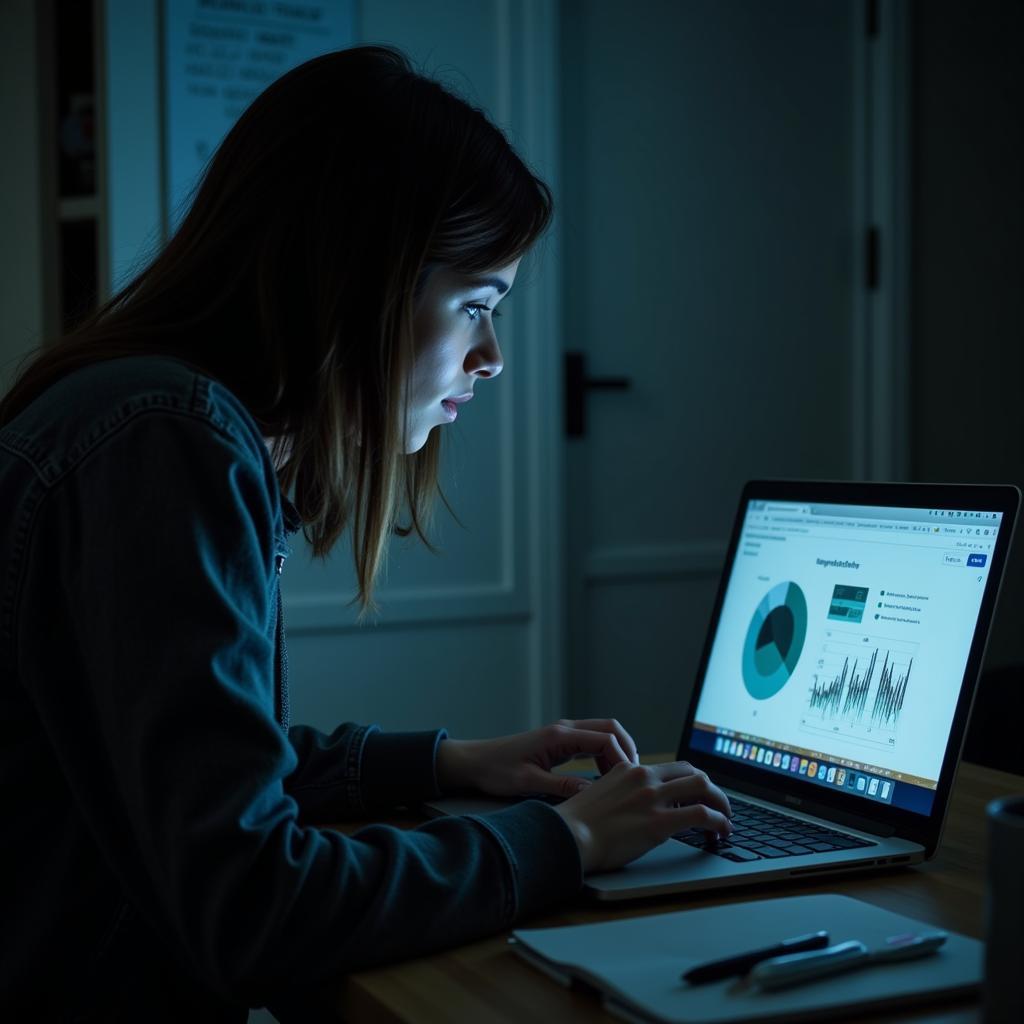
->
xmin=742 ymin=581 xmax=808 ymax=700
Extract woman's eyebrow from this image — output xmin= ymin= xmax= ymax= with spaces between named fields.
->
xmin=463 ymin=275 xmax=510 ymax=295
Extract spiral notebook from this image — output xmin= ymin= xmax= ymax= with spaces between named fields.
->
xmin=510 ymin=894 xmax=982 ymax=1024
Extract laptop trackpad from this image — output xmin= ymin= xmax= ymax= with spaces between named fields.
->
xmin=584 ymin=839 xmax=765 ymax=892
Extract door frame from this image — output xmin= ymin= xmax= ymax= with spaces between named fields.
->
xmin=852 ymin=0 xmax=912 ymax=482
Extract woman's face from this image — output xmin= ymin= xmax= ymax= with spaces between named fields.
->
xmin=405 ymin=259 xmax=520 ymax=453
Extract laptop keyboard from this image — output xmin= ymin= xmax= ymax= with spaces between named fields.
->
xmin=674 ymin=798 xmax=876 ymax=862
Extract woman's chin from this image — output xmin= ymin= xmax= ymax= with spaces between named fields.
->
xmin=404 ymin=429 xmax=430 ymax=455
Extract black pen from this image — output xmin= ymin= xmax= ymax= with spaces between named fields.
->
xmin=682 ymin=931 xmax=830 ymax=985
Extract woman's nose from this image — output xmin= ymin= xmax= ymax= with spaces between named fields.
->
xmin=466 ymin=336 xmax=503 ymax=379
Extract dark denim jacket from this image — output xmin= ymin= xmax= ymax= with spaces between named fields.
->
xmin=0 ymin=356 xmax=581 ymax=1021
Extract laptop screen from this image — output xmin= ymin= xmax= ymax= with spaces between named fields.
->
xmin=689 ymin=499 xmax=1004 ymax=817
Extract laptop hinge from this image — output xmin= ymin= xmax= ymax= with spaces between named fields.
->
xmin=721 ymin=775 xmax=897 ymax=837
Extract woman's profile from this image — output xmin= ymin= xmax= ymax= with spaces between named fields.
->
xmin=0 ymin=44 xmax=730 ymax=1021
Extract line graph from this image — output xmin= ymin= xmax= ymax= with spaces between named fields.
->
xmin=800 ymin=629 xmax=917 ymax=750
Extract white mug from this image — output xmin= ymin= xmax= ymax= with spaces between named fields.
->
xmin=983 ymin=794 xmax=1024 ymax=1024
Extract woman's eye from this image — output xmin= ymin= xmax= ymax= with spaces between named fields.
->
xmin=465 ymin=303 xmax=502 ymax=321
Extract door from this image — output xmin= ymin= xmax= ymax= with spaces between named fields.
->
xmin=560 ymin=0 xmax=870 ymax=753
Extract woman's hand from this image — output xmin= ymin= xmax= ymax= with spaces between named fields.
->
xmin=553 ymin=761 xmax=733 ymax=874
xmin=435 ymin=719 xmax=640 ymax=800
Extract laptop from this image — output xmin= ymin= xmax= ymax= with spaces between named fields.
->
xmin=425 ymin=480 xmax=1020 ymax=901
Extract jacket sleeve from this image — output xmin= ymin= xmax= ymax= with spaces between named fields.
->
xmin=284 ymin=722 xmax=449 ymax=822
xmin=20 ymin=408 xmax=582 ymax=1006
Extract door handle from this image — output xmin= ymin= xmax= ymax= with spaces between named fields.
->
xmin=564 ymin=351 xmax=631 ymax=437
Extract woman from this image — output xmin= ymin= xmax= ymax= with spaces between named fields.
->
xmin=0 ymin=45 xmax=731 ymax=1020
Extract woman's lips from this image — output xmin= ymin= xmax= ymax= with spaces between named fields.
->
xmin=441 ymin=393 xmax=473 ymax=422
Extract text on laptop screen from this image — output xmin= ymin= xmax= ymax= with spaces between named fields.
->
xmin=691 ymin=500 xmax=1003 ymax=816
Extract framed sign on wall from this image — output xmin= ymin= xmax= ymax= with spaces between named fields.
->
xmin=163 ymin=0 xmax=355 ymax=231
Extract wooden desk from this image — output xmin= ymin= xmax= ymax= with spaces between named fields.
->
xmin=327 ymin=760 xmax=1022 ymax=1024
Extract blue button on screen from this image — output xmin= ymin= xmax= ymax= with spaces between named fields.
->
xmin=967 ymin=553 xmax=988 ymax=567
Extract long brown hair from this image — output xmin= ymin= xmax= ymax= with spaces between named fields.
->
xmin=0 ymin=45 xmax=553 ymax=609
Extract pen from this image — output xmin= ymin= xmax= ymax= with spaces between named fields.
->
xmin=682 ymin=931 xmax=830 ymax=985
xmin=750 ymin=931 xmax=948 ymax=991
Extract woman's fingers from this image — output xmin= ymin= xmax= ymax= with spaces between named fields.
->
xmin=655 ymin=767 xmax=732 ymax=820
xmin=599 ymin=761 xmax=731 ymax=821
xmin=575 ymin=761 xmax=732 ymax=821
xmin=559 ymin=718 xmax=639 ymax=765
xmin=645 ymin=760 xmax=701 ymax=781
xmin=620 ymin=764 xmax=733 ymax=836
xmin=664 ymin=801 xmax=733 ymax=838
xmin=544 ymin=724 xmax=630 ymax=768
xmin=554 ymin=759 xmax=734 ymax=873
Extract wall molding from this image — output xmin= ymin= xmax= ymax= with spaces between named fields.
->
xmin=851 ymin=0 xmax=912 ymax=482
xmin=510 ymin=0 xmax=565 ymax=727
xmin=282 ymin=580 xmax=529 ymax=634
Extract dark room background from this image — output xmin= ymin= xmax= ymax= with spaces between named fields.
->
xmin=0 ymin=0 xmax=1020 ymax=769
